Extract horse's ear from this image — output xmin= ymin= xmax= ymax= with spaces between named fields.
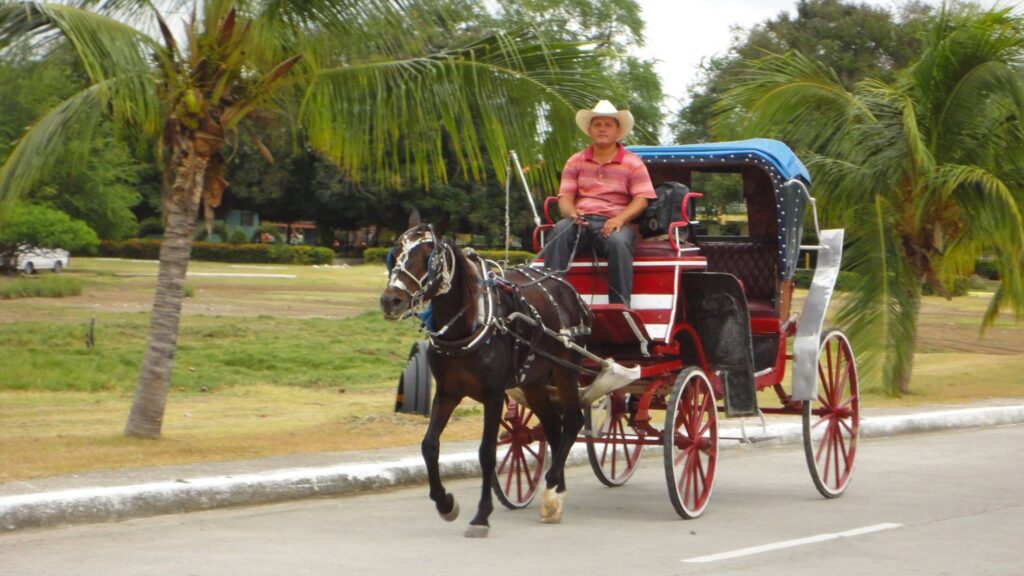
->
xmin=408 ymin=208 xmax=421 ymax=229
xmin=435 ymin=213 xmax=451 ymax=238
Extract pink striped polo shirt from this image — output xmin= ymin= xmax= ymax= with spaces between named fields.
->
xmin=557 ymin=144 xmax=657 ymax=218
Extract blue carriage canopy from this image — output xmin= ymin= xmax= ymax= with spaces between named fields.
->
xmin=627 ymin=138 xmax=811 ymax=184
xmin=627 ymin=138 xmax=812 ymax=282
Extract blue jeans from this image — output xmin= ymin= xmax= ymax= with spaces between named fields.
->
xmin=543 ymin=216 xmax=635 ymax=306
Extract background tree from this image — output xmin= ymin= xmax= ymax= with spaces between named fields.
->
xmin=719 ymin=5 xmax=1024 ymax=394
xmin=673 ymin=0 xmax=934 ymax=144
xmin=0 ymin=0 xmax=600 ymax=438
xmin=207 ymin=0 xmax=665 ymax=243
xmin=494 ymin=0 xmax=665 ymax=143
xmin=0 ymin=43 xmax=143 ymax=239
xmin=0 ymin=203 xmax=98 ymax=273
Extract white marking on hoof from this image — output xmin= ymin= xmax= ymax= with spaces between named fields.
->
xmin=440 ymin=499 xmax=459 ymax=522
xmin=464 ymin=524 xmax=490 ymax=538
xmin=539 ymin=488 xmax=565 ymax=524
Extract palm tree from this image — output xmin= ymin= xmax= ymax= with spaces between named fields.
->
xmin=0 ymin=0 xmax=599 ymax=437
xmin=718 ymin=5 xmax=1024 ymax=394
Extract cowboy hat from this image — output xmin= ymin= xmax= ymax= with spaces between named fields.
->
xmin=575 ymin=100 xmax=634 ymax=140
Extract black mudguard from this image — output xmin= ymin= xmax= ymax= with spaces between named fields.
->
xmin=395 ymin=340 xmax=432 ymax=416
xmin=682 ymin=272 xmax=758 ymax=417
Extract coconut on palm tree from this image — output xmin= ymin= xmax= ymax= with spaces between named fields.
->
xmin=0 ymin=0 xmax=600 ymax=437
xmin=719 ymin=5 xmax=1024 ymax=394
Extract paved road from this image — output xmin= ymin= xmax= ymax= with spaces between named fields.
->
xmin=3 ymin=425 xmax=1022 ymax=576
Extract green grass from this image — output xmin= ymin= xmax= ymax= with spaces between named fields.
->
xmin=0 ymin=275 xmax=84 ymax=299
xmin=1 ymin=256 xmax=1021 ymax=481
xmin=0 ymin=311 xmax=420 ymax=393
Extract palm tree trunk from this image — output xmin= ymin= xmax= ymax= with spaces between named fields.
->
xmin=124 ymin=143 xmax=208 ymax=438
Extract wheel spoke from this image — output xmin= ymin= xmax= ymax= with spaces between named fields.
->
xmin=502 ymin=449 xmax=517 ymax=494
xmin=831 ymin=423 xmax=843 ymax=488
xmin=520 ymin=451 xmax=539 ymax=491
xmin=523 ymin=442 xmax=541 ymax=462
xmin=838 ymin=417 xmax=854 ymax=436
xmin=830 ymin=345 xmax=844 ymax=405
xmin=834 ymin=357 xmax=849 ymax=405
xmin=498 ymin=444 xmax=514 ymax=474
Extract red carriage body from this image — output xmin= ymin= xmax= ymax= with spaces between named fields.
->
xmin=493 ymin=139 xmax=860 ymax=517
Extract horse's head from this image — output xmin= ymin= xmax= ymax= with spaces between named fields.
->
xmin=379 ymin=222 xmax=456 ymax=320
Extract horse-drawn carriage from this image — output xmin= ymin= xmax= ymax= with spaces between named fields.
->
xmin=382 ymin=139 xmax=858 ymax=536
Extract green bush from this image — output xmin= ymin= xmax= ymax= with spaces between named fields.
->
xmin=195 ymin=221 xmax=228 ymax=242
xmin=361 ymin=246 xmax=534 ymax=265
xmin=793 ymin=269 xmax=859 ymax=291
xmin=0 ymin=275 xmax=84 ymax=299
xmin=251 ymin=224 xmax=284 ymax=244
xmin=473 ymin=249 xmax=535 ymax=266
xmin=100 ymin=240 xmax=334 ymax=265
xmin=228 ymin=229 xmax=248 ymax=244
xmin=137 ymin=217 xmax=164 ymax=238
xmin=99 ymin=239 xmax=161 ymax=259
xmin=362 ymin=247 xmax=390 ymax=263
xmin=0 ymin=205 xmax=99 ymax=271
xmin=922 ymin=276 xmax=969 ymax=297
xmin=294 ymin=246 xmax=335 ymax=265
xmin=975 ymin=259 xmax=999 ymax=280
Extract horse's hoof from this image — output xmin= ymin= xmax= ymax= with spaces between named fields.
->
xmin=464 ymin=524 xmax=490 ymax=538
xmin=539 ymin=488 xmax=565 ymax=524
xmin=440 ymin=499 xmax=459 ymax=522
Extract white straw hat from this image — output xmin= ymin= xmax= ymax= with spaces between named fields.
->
xmin=575 ymin=100 xmax=634 ymax=140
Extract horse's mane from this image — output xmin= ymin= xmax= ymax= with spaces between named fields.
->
xmin=448 ymin=244 xmax=478 ymax=329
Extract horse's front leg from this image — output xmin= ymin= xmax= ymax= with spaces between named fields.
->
xmin=422 ymin=391 xmax=461 ymax=522
xmin=465 ymin=392 xmax=505 ymax=538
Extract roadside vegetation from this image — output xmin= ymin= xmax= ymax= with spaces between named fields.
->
xmin=0 ymin=274 xmax=83 ymax=299
xmin=0 ymin=257 xmax=1021 ymax=480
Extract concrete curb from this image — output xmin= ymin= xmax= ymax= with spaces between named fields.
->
xmin=2 ymin=405 xmax=1022 ymax=532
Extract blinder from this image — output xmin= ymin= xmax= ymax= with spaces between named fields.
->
xmin=386 ymin=224 xmax=454 ymax=316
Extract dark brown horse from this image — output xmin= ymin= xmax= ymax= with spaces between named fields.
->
xmin=379 ymin=217 xmax=592 ymax=538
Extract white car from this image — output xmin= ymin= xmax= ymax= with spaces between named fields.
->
xmin=16 ymin=246 xmax=70 ymax=274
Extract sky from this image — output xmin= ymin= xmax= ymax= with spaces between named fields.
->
xmin=630 ymin=0 xmax=950 ymax=112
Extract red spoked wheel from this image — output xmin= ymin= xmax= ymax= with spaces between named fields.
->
xmin=493 ymin=397 xmax=547 ymax=509
xmin=585 ymin=391 xmax=643 ymax=486
xmin=663 ymin=367 xmax=718 ymax=519
xmin=803 ymin=328 xmax=859 ymax=498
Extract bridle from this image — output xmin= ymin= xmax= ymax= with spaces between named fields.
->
xmin=386 ymin=226 xmax=455 ymax=318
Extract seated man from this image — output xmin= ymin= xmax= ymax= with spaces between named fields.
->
xmin=543 ymin=100 xmax=657 ymax=306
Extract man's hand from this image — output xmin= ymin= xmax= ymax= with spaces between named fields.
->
xmin=558 ymin=196 xmax=587 ymax=225
xmin=601 ymin=216 xmax=626 ymax=237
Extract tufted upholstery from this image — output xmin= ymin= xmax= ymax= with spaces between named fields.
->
xmin=699 ymin=241 xmax=777 ymax=305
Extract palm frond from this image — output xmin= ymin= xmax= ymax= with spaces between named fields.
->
xmin=0 ymin=80 xmax=107 ymax=207
xmin=299 ymin=30 xmax=599 ymax=192
xmin=715 ymin=50 xmax=872 ymax=149
xmin=0 ymin=1 xmax=161 ymax=131
xmin=835 ymin=196 xmax=921 ymax=395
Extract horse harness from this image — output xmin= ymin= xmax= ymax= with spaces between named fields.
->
xmin=389 ymin=229 xmax=597 ymax=381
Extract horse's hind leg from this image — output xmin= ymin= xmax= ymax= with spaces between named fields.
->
xmin=521 ymin=379 xmax=568 ymax=524
xmin=541 ymin=366 xmax=585 ymax=523
xmin=423 ymin=391 xmax=461 ymax=522
xmin=465 ymin=392 xmax=506 ymax=538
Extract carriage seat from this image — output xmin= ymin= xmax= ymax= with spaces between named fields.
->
xmin=532 ymin=194 xmax=699 ymax=258
xmin=698 ymin=240 xmax=777 ymax=318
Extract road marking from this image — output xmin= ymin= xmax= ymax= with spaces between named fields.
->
xmin=683 ymin=523 xmax=903 ymax=563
